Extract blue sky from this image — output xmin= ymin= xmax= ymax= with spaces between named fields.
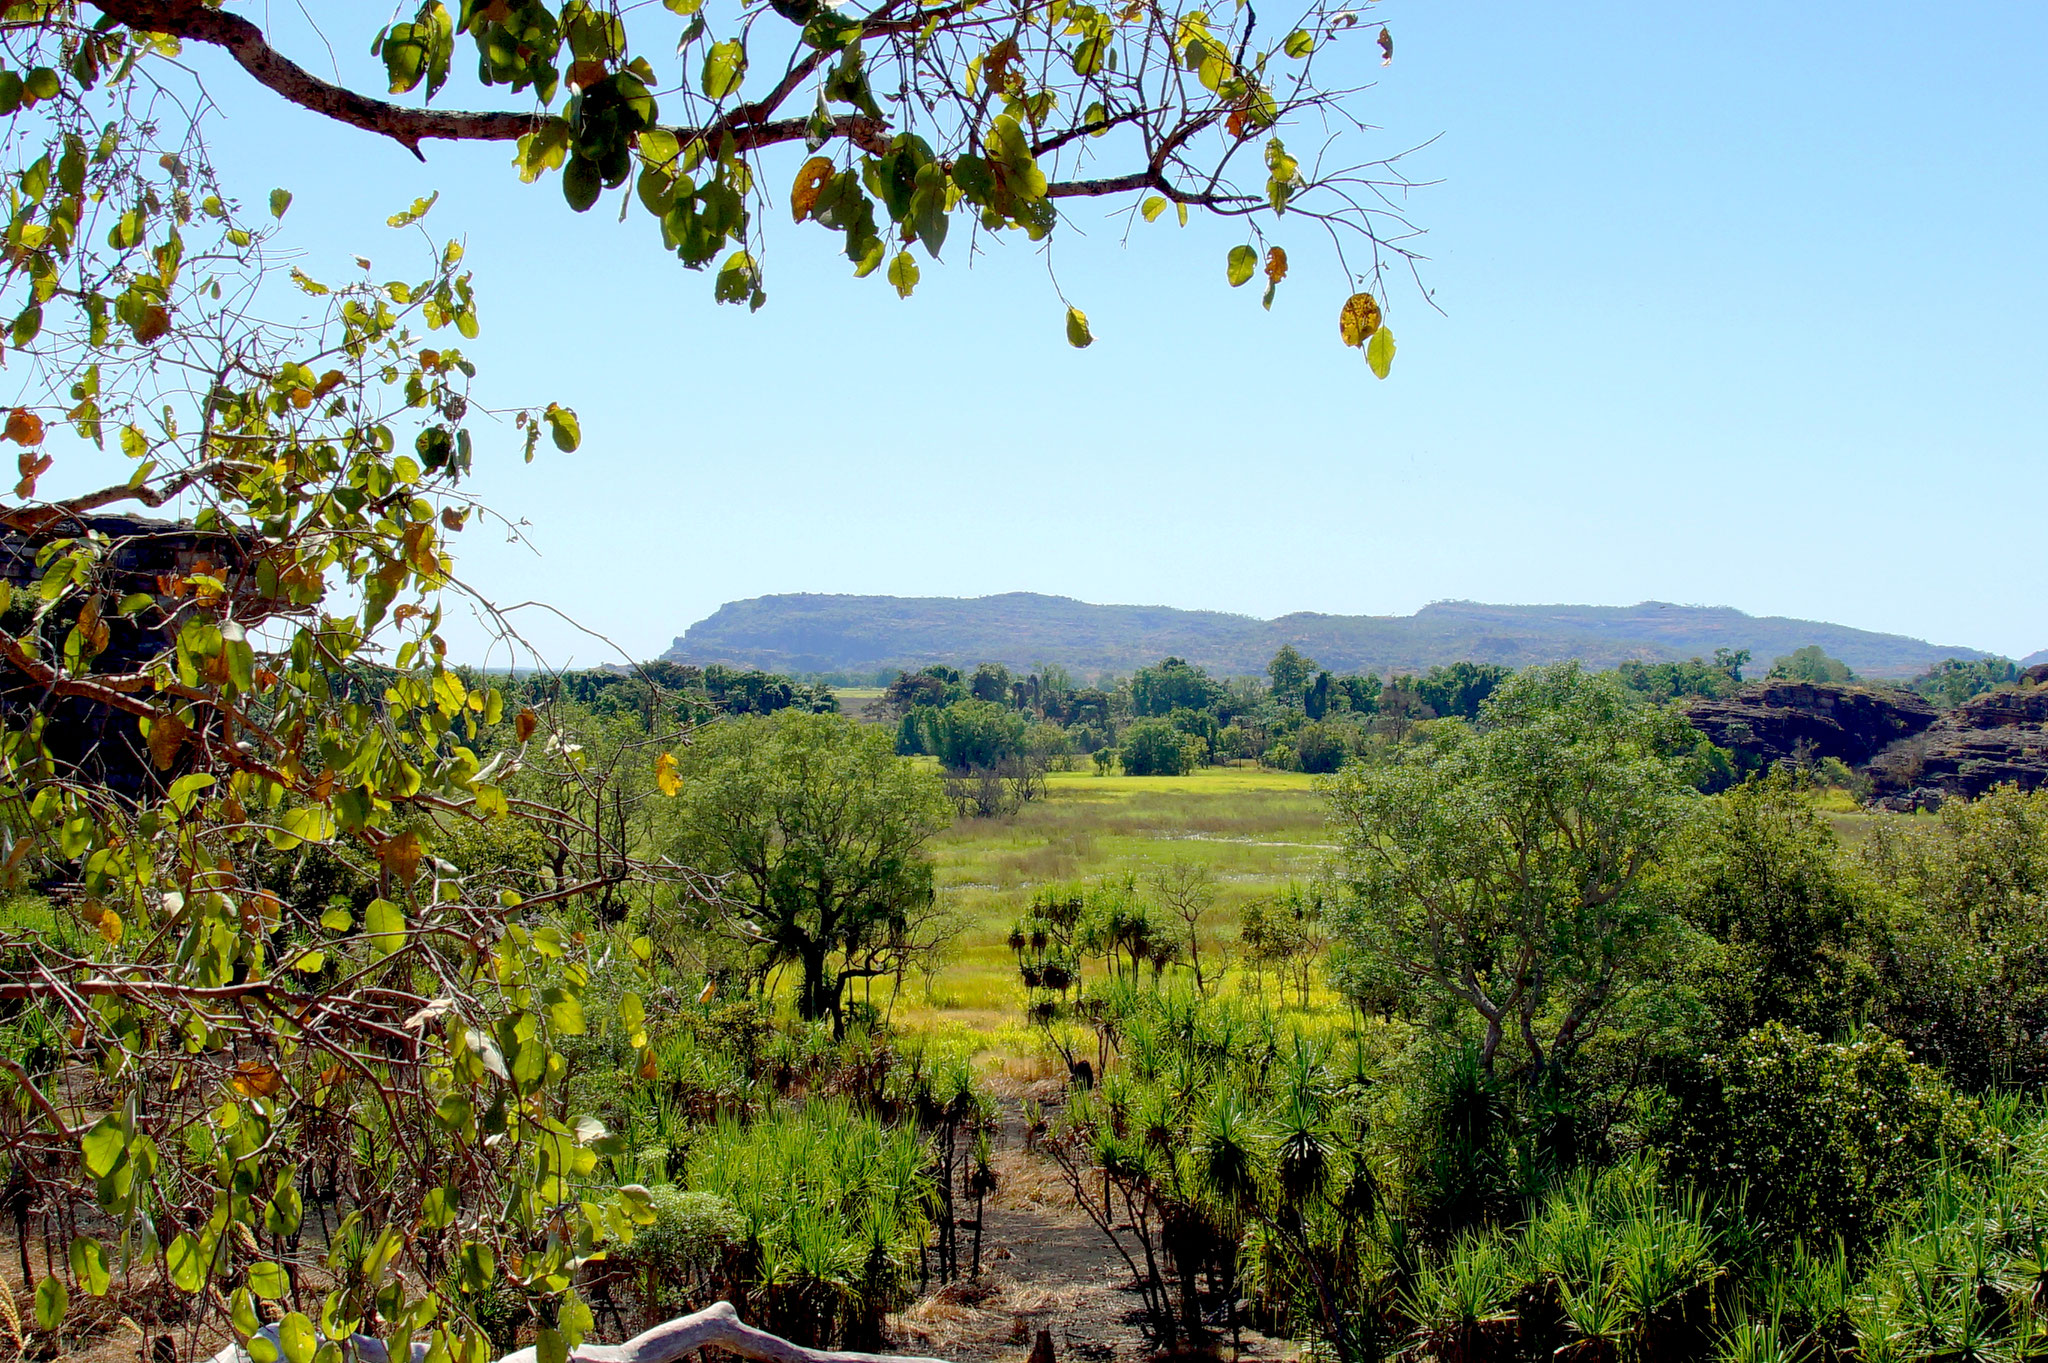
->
xmin=161 ymin=3 xmax=2048 ymax=664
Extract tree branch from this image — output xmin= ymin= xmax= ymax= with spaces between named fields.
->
xmin=83 ymin=2 xmax=893 ymax=159
xmin=85 ymin=0 xmax=538 ymax=156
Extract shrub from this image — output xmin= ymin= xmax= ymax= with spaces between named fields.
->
xmin=1657 ymin=1022 xmax=1981 ymax=1252
xmin=607 ymin=1188 xmax=745 ymax=1324
xmin=1862 ymin=785 xmax=2048 ymax=1088
xmin=684 ymin=1102 xmax=932 ymax=1347
xmin=1295 ymin=721 xmax=1351 ymax=774
xmin=1120 ymin=717 xmax=1195 ymax=776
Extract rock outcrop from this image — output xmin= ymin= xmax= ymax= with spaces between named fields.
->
xmin=1680 ymin=681 xmax=1939 ymax=768
xmin=1869 ymin=667 xmax=2048 ymax=797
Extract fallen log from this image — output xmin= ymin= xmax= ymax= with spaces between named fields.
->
xmin=207 ymin=1301 xmax=953 ymax=1363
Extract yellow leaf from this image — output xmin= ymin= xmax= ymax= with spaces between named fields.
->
xmin=1338 ymin=292 xmax=1382 ymax=348
xmin=790 ymin=156 xmax=835 ymax=222
xmin=655 ymin=752 xmax=681 ymax=798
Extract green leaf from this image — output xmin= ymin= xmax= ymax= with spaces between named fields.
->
xmin=1365 ymin=325 xmax=1396 ymax=379
xmin=320 ymin=907 xmax=353 ymax=932
xmin=278 ymin=1313 xmax=317 ymax=1363
xmin=701 ymin=40 xmax=747 ymax=100
xmin=80 ymin=1116 xmax=125 ymax=1178
xmin=265 ymin=1178 xmax=304 ymax=1238
xmin=248 ymin=1261 xmax=290 ymax=1301
xmin=1065 ymin=306 xmax=1093 ymax=349
xmin=231 ymin=1288 xmax=262 ymax=1340
xmin=33 ymin=1275 xmax=66 ymax=1332
xmin=536 ymin=1330 xmax=569 ymax=1363
xmin=562 ymin=155 xmax=601 ymax=212
xmin=459 ymin=1241 xmax=495 ymax=1292
xmin=887 ymin=250 xmax=919 ymax=298
xmin=1283 ymin=28 xmax=1314 ymax=58
xmin=385 ymin=191 xmax=441 ymax=229
xmin=544 ymin=986 xmax=586 ymax=1036
xmin=69 ymin=1237 xmax=110 ymax=1296
xmin=1139 ymin=195 xmax=1167 ymax=222
xmin=168 ymin=772 xmax=215 ymax=815
xmin=543 ymin=404 xmax=580 ymax=452
xmin=166 ymin=1233 xmax=204 ymax=1292
xmin=364 ymin=898 xmax=406 ymax=958
xmin=268 ymin=805 xmax=333 ymax=851
xmin=289 ymin=950 xmax=325 ymax=974
xmin=1226 ymin=245 xmax=1256 ymax=287
xmin=269 ymin=188 xmax=293 ymax=219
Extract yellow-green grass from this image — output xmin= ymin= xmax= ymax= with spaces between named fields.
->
xmin=895 ymin=765 xmax=1343 ymax=1036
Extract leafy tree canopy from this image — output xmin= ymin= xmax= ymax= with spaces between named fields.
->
xmin=1768 ymin=644 xmax=1856 ymax=684
xmin=72 ymin=0 xmax=1417 ymax=357
xmin=1327 ymin=664 xmax=1705 ymax=1079
xmin=668 ymin=710 xmax=953 ymax=1028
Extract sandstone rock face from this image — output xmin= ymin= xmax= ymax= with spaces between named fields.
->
xmin=1680 ymin=681 xmax=1939 ymax=768
xmin=1870 ymin=677 xmax=2048 ymax=797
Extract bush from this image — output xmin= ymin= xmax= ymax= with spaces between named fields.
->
xmin=1294 ymin=721 xmax=1351 ymax=774
xmin=607 ymin=1188 xmax=745 ymax=1324
xmin=1862 ymin=785 xmax=2048 ymax=1088
xmin=1657 ymin=1022 xmax=1980 ymax=1252
xmin=1120 ymin=717 xmax=1195 ymax=776
xmin=685 ymin=1101 xmax=932 ymax=1347
xmin=1666 ymin=772 xmax=1881 ymax=1039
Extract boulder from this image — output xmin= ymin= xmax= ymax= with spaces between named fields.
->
xmin=1679 ymin=681 xmax=1939 ymax=768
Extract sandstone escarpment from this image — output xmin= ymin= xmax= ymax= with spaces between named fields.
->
xmin=1869 ymin=667 xmax=2048 ymax=797
xmin=1680 ymin=680 xmax=1939 ymax=768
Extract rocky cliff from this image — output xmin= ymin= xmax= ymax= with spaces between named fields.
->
xmin=1868 ymin=666 xmax=2048 ymax=797
xmin=1680 ymin=681 xmax=1939 ymax=768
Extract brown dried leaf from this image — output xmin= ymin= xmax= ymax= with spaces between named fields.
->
xmin=147 ymin=712 xmax=187 ymax=771
xmin=1338 ymin=291 xmax=1383 ymax=347
xmin=515 ymin=707 xmax=538 ymax=743
xmin=133 ymin=305 xmax=171 ymax=345
xmin=13 ymin=452 xmax=50 ymax=499
xmin=5 ymin=408 xmax=44 ymax=445
xmin=1378 ymin=25 xmax=1393 ymax=63
xmin=378 ymin=830 xmax=424 ymax=883
xmin=985 ymin=37 xmax=1021 ymax=94
xmin=1265 ymin=246 xmax=1289 ymax=285
xmin=231 ymin=1060 xmax=284 ymax=1098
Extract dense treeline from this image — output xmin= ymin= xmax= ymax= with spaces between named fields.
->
xmin=879 ymin=642 xmax=2035 ymax=790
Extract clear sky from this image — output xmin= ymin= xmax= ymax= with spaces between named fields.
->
xmin=142 ymin=3 xmax=2048 ymax=665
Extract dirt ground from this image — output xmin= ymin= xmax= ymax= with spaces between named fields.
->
xmin=893 ymin=1085 xmax=1298 ymax=1363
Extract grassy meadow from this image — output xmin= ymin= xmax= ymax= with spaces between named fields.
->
xmin=889 ymin=765 xmax=1338 ymax=1037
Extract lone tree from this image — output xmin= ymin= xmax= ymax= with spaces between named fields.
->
xmin=69 ymin=0 xmax=1418 ymax=364
xmin=1326 ymin=664 xmax=1704 ymax=1081
xmin=670 ymin=711 xmax=954 ymax=1031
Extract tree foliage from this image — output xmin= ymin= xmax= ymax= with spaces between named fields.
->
xmin=668 ymin=711 xmax=954 ymax=1030
xmin=69 ymin=0 xmax=1419 ymax=358
xmin=1327 ymin=664 xmax=1704 ymax=1079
